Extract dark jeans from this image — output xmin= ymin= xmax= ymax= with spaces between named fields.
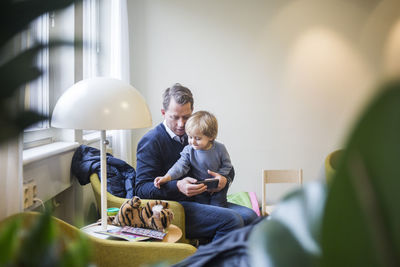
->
xmin=180 ymin=201 xmax=258 ymax=241
xmin=192 ymin=185 xmax=229 ymax=207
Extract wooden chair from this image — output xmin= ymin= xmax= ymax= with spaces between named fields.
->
xmin=262 ymin=169 xmax=303 ymax=216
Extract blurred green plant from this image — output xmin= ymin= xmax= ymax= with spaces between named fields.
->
xmin=249 ymin=80 xmax=400 ymax=267
xmin=0 ymin=1 xmax=90 ymax=266
xmin=0 ymin=211 xmax=91 ymax=267
xmin=0 ymin=0 xmax=79 ymax=144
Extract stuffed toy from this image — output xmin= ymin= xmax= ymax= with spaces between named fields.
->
xmin=107 ymin=196 xmax=174 ymax=231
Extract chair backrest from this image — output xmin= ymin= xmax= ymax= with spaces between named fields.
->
xmin=262 ymin=169 xmax=303 ymax=215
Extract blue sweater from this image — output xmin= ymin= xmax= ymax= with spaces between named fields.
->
xmin=135 ymin=123 xmax=189 ymax=200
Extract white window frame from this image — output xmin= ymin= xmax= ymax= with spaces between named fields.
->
xmin=83 ymin=0 xmax=100 ymax=79
xmin=22 ymin=1 xmax=103 ymax=149
xmin=82 ymin=0 xmax=101 ymax=137
xmin=22 ymin=14 xmax=55 ymax=149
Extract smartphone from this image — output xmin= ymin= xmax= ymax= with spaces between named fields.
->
xmin=194 ymin=178 xmax=219 ymax=189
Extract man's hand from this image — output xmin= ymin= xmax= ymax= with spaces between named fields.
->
xmin=177 ymin=177 xmax=207 ymax=197
xmin=207 ymin=170 xmax=228 ymax=193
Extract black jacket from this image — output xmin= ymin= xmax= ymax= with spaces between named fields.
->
xmin=71 ymin=145 xmax=135 ymax=198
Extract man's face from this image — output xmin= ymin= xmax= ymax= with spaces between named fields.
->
xmin=162 ymin=98 xmax=193 ymax=136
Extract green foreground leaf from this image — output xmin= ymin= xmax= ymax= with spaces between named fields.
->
xmin=0 ymin=0 xmax=77 ymax=47
xmin=0 ymin=217 xmax=21 ymax=265
xmin=17 ymin=211 xmax=58 ymax=267
xmin=249 ymin=183 xmax=326 ymax=267
xmin=0 ymin=212 xmax=92 ymax=267
xmin=321 ymin=80 xmax=400 ymax=267
xmin=249 ymin=80 xmax=400 ymax=267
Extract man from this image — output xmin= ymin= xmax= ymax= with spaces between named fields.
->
xmin=135 ymin=83 xmax=257 ymax=241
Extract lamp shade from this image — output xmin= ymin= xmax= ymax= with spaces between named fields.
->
xmin=51 ymin=77 xmax=152 ymax=130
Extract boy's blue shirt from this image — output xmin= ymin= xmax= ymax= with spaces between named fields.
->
xmin=168 ymin=141 xmax=233 ymax=181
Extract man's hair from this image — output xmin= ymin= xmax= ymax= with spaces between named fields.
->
xmin=162 ymin=83 xmax=194 ymax=110
xmin=185 ymin=111 xmax=218 ymax=140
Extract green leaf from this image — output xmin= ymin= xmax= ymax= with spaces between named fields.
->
xmin=321 ymin=80 xmax=400 ymax=267
xmin=0 ymin=0 xmax=82 ymax=145
xmin=0 ymin=40 xmax=77 ymax=145
xmin=0 ymin=110 xmax=48 ymax=145
xmin=0 ymin=44 xmax=44 ymax=98
xmin=16 ymin=211 xmax=59 ymax=267
xmin=249 ymin=183 xmax=326 ymax=267
xmin=0 ymin=212 xmax=91 ymax=267
xmin=0 ymin=40 xmax=76 ymax=99
xmin=14 ymin=110 xmax=48 ymax=130
xmin=60 ymin=233 xmax=92 ymax=267
xmin=0 ymin=217 xmax=22 ymax=265
xmin=0 ymin=0 xmax=77 ymax=47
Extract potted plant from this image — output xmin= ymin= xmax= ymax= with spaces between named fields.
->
xmin=0 ymin=1 xmax=90 ymax=266
xmin=249 ymin=80 xmax=400 ymax=266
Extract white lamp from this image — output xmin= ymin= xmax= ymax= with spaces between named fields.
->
xmin=51 ymin=77 xmax=152 ymax=230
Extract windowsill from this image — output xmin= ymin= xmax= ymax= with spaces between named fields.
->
xmin=23 ymin=141 xmax=80 ymax=165
xmin=22 ymin=131 xmax=112 ymax=165
xmin=83 ymin=131 xmax=113 ymax=145
xmin=83 ymin=131 xmax=101 ymax=144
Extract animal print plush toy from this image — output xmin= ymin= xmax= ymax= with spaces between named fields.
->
xmin=107 ymin=196 xmax=174 ymax=231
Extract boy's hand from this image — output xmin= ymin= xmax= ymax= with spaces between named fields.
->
xmin=154 ymin=177 xmax=163 ymax=189
xmin=154 ymin=175 xmax=172 ymax=189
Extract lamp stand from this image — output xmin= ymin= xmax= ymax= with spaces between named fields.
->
xmin=51 ymin=78 xmax=152 ymax=231
xmin=100 ymin=130 xmax=108 ymax=230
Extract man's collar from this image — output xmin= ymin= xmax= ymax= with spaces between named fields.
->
xmin=163 ymin=120 xmax=187 ymax=144
xmin=163 ymin=120 xmax=177 ymax=139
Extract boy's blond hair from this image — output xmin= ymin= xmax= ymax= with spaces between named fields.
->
xmin=185 ymin=111 xmax=218 ymax=140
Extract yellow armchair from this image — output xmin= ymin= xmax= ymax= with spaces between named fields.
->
xmin=325 ymin=149 xmax=343 ymax=183
xmin=0 ymin=212 xmax=196 ymax=267
xmin=89 ymin=173 xmax=190 ymax=243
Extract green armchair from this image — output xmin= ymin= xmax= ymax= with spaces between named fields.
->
xmin=89 ymin=173 xmax=190 ymax=243
xmin=0 ymin=212 xmax=196 ymax=267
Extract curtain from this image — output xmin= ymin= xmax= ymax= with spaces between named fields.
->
xmin=0 ymin=139 xmax=23 ymax=220
xmin=109 ymin=0 xmax=133 ymax=165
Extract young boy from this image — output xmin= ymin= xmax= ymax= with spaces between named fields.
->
xmin=154 ymin=111 xmax=232 ymax=207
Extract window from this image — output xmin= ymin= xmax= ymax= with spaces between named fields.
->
xmin=83 ymin=0 xmax=100 ymax=79
xmin=23 ymin=14 xmax=50 ymax=132
xmin=22 ymin=3 xmax=97 ymax=149
xmin=82 ymin=0 xmax=101 ymax=137
xmin=22 ymin=14 xmax=53 ymax=149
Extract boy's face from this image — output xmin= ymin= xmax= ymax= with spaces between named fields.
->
xmin=162 ymin=98 xmax=192 ymax=136
xmin=188 ymin=130 xmax=213 ymax=150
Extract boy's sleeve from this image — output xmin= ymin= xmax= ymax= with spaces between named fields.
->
xmin=218 ymin=144 xmax=233 ymax=177
xmin=167 ymin=145 xmax=192 ymax=180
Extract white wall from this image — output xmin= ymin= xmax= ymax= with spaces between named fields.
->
xmin=127 ymin=0 xmax=400 ymax=202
